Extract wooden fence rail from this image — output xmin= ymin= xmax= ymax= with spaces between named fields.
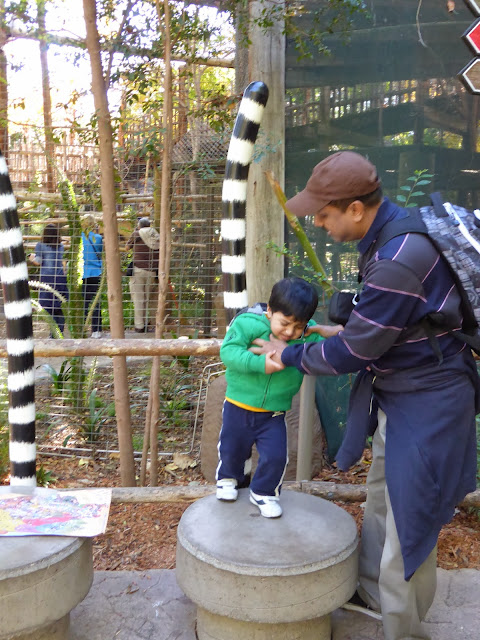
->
xmin=71 ymin=482 xmax=480 ymax=508
xmin=0 ymin=338 xmax=222 ymax=358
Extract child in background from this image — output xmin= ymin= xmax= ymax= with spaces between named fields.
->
xmin=28 ymin=224 xmax=68 ymax=336
xmin=216 ymin=277 xmax=342 ymax=518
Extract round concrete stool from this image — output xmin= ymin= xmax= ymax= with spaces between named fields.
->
xmin=176 ymin=489 xmax=358 ymax=640
xmin=0 ymin=535 xmax=93 ymax=640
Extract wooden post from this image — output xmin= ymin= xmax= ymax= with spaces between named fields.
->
xmin=83 ymin=0 xmax=136 ymax=487
xmin=296 ymin=376 xmax=316 ymax=481
xmin=245 ymin=0 xmax=285 ymax=304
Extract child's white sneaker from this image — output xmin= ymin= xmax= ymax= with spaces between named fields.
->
xmin=249 ymin=490 xmax=282 ymax=518
xmin=216 ymin=479 xmax=238 ymax=501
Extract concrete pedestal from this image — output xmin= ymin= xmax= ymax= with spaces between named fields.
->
xmin=0 ymin=490 xmax=94 ymax=640
xmin=176 ymin=490 xmax=358 ymax=640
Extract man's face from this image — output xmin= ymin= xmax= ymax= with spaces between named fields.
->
xmin=266 ymin=308 xmax=306 ymax=341
xmin=314 ymin=203 xmax=362 ymax=243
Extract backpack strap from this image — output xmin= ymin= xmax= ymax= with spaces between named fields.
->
xmin=374 ymin=206 xmax=427 ymax=250
xmin=452 ymin=330 xmax=480 ymax=356
xmin=374 ymin=192 xmax=448 ymax=250
xmin=369 ymin=194 xmax=480 ymax=360
xmin=86 ymin=232 xmax=102 ymax=260
xmin=430 ymin=191 xmax=449 ymax=218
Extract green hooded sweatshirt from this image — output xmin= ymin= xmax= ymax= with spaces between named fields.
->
xmin=220 ymin=304 xmax=324 ymax=412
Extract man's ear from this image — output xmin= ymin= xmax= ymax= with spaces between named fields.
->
xmin=347 ymin=200 xmax=366 ymax=222
xmin=266 ymin=305 xmax=272 ymax=319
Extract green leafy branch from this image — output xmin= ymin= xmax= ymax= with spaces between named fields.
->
xmin=265 ymin=241 xmax=327 ymax=286
xmin=396 ymin=169 xmax=433 ymax=208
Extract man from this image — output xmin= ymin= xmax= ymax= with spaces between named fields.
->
xmin=126 ymin=217 xmax=160 ymax=332
xmin=251 ymin=151 xmax=478 ymax=640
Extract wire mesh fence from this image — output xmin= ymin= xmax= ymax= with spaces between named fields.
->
xmin=0 ymin=136 xmax=228 ymax=478
xmin=0 ymin=133 xmax=358 ymax=480
xmin=32 ymin=354 xmax=220 ymax=460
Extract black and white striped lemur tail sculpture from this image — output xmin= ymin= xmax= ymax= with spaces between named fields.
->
xmin=221 ymin=81 xmax=269 ymax=323
xmin=0 ymin=151 xmax=36 ymax=487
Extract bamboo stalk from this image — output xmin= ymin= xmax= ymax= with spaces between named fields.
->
xmin=265 ymin=170 xmax=336 ymax=298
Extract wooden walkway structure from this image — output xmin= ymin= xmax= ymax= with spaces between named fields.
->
xmin=285 ymin=0 xmax=480 ymax=207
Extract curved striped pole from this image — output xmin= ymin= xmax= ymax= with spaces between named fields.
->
xmin=221 ymin=81 xmax=269 ymax=323
xmin=0 ymin=151 xmax=36 ymax=487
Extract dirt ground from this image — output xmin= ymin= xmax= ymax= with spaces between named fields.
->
xmin=18 ymin=453 xmax=480 ymax=573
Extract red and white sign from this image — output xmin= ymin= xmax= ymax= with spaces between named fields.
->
xmin=461 ymin=2 xmax=480 ymax=93
xmin=463 ymin=18 xmax=480 ymax=55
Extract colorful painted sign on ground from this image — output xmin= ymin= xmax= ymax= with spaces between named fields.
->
xmin=0 ymin=488 xmax=111 ymax=536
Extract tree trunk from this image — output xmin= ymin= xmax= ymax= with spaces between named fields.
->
xmin=245 ymin=0 xmax=285 ymax=303
xmin=37 ymin=0 xmax=55 ymax=192
xmin=155 ymin=0 xmax=173 ymax=340
xmin=0 ymin=0 xmax=8 ymax=160
xmin=83 ymin=0 xmax=135 ymax=487
xmin=143 ymin=0 xmax=174 ymax=487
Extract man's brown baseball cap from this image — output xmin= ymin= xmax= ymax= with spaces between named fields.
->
xmin=286 ymin=151 xmax=381 ymax=217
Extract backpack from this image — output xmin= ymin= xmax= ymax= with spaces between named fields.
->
xmin=328 ymin=193 xmax=480 ymax=359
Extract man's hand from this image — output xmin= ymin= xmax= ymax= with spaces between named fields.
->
xmin=305 ymin=323 xmax=344 ymax=338
xmin=264 ymin=350 xmax=284 ymax=373
xmin=248 ymin=337 xmax=285 ymax=372
xmin=249 ymin=334 xmax=288 ymax=361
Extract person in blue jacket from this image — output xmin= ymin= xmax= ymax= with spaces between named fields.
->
xmin=81 ymin=214 xmax=103 ymax=338
xmin=217 ymin=277 xmax=341 ymax=518
xmin=29 ymin=223 xmax=68 ymax=336
xmin=251 ymin=152 xmax=479 ymax=640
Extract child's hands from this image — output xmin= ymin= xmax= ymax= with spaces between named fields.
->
xmin=264 ymin=350 xmax=285 ymax=374
xmin=305 ymin=323 xmax=344 ymax=338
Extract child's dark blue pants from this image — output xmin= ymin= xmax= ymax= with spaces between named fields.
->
xmin=216 ymin=400 xmax=288 ymax=497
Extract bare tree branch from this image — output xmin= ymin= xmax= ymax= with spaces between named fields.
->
xmin=7 ymin=27 xmax=234 ymax=68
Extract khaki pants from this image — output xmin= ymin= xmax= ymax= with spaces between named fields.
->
xmin=129 ymin=266 xmax=157 ymax=330
xmin=358 ymin=409 xmax=437 ymax=640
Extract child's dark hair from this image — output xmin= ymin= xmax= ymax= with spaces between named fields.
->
xmin=268 ymin=277 xmax=318 ymax=322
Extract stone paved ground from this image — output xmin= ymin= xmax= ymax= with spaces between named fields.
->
xmin=70 ymin=568 xmax=480 ymax=640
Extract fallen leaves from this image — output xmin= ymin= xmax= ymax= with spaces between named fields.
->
xmin=164 ymin=453 xmax=198 ymax=476
xmin=3 ymin=449 xmax=479 ymax=573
